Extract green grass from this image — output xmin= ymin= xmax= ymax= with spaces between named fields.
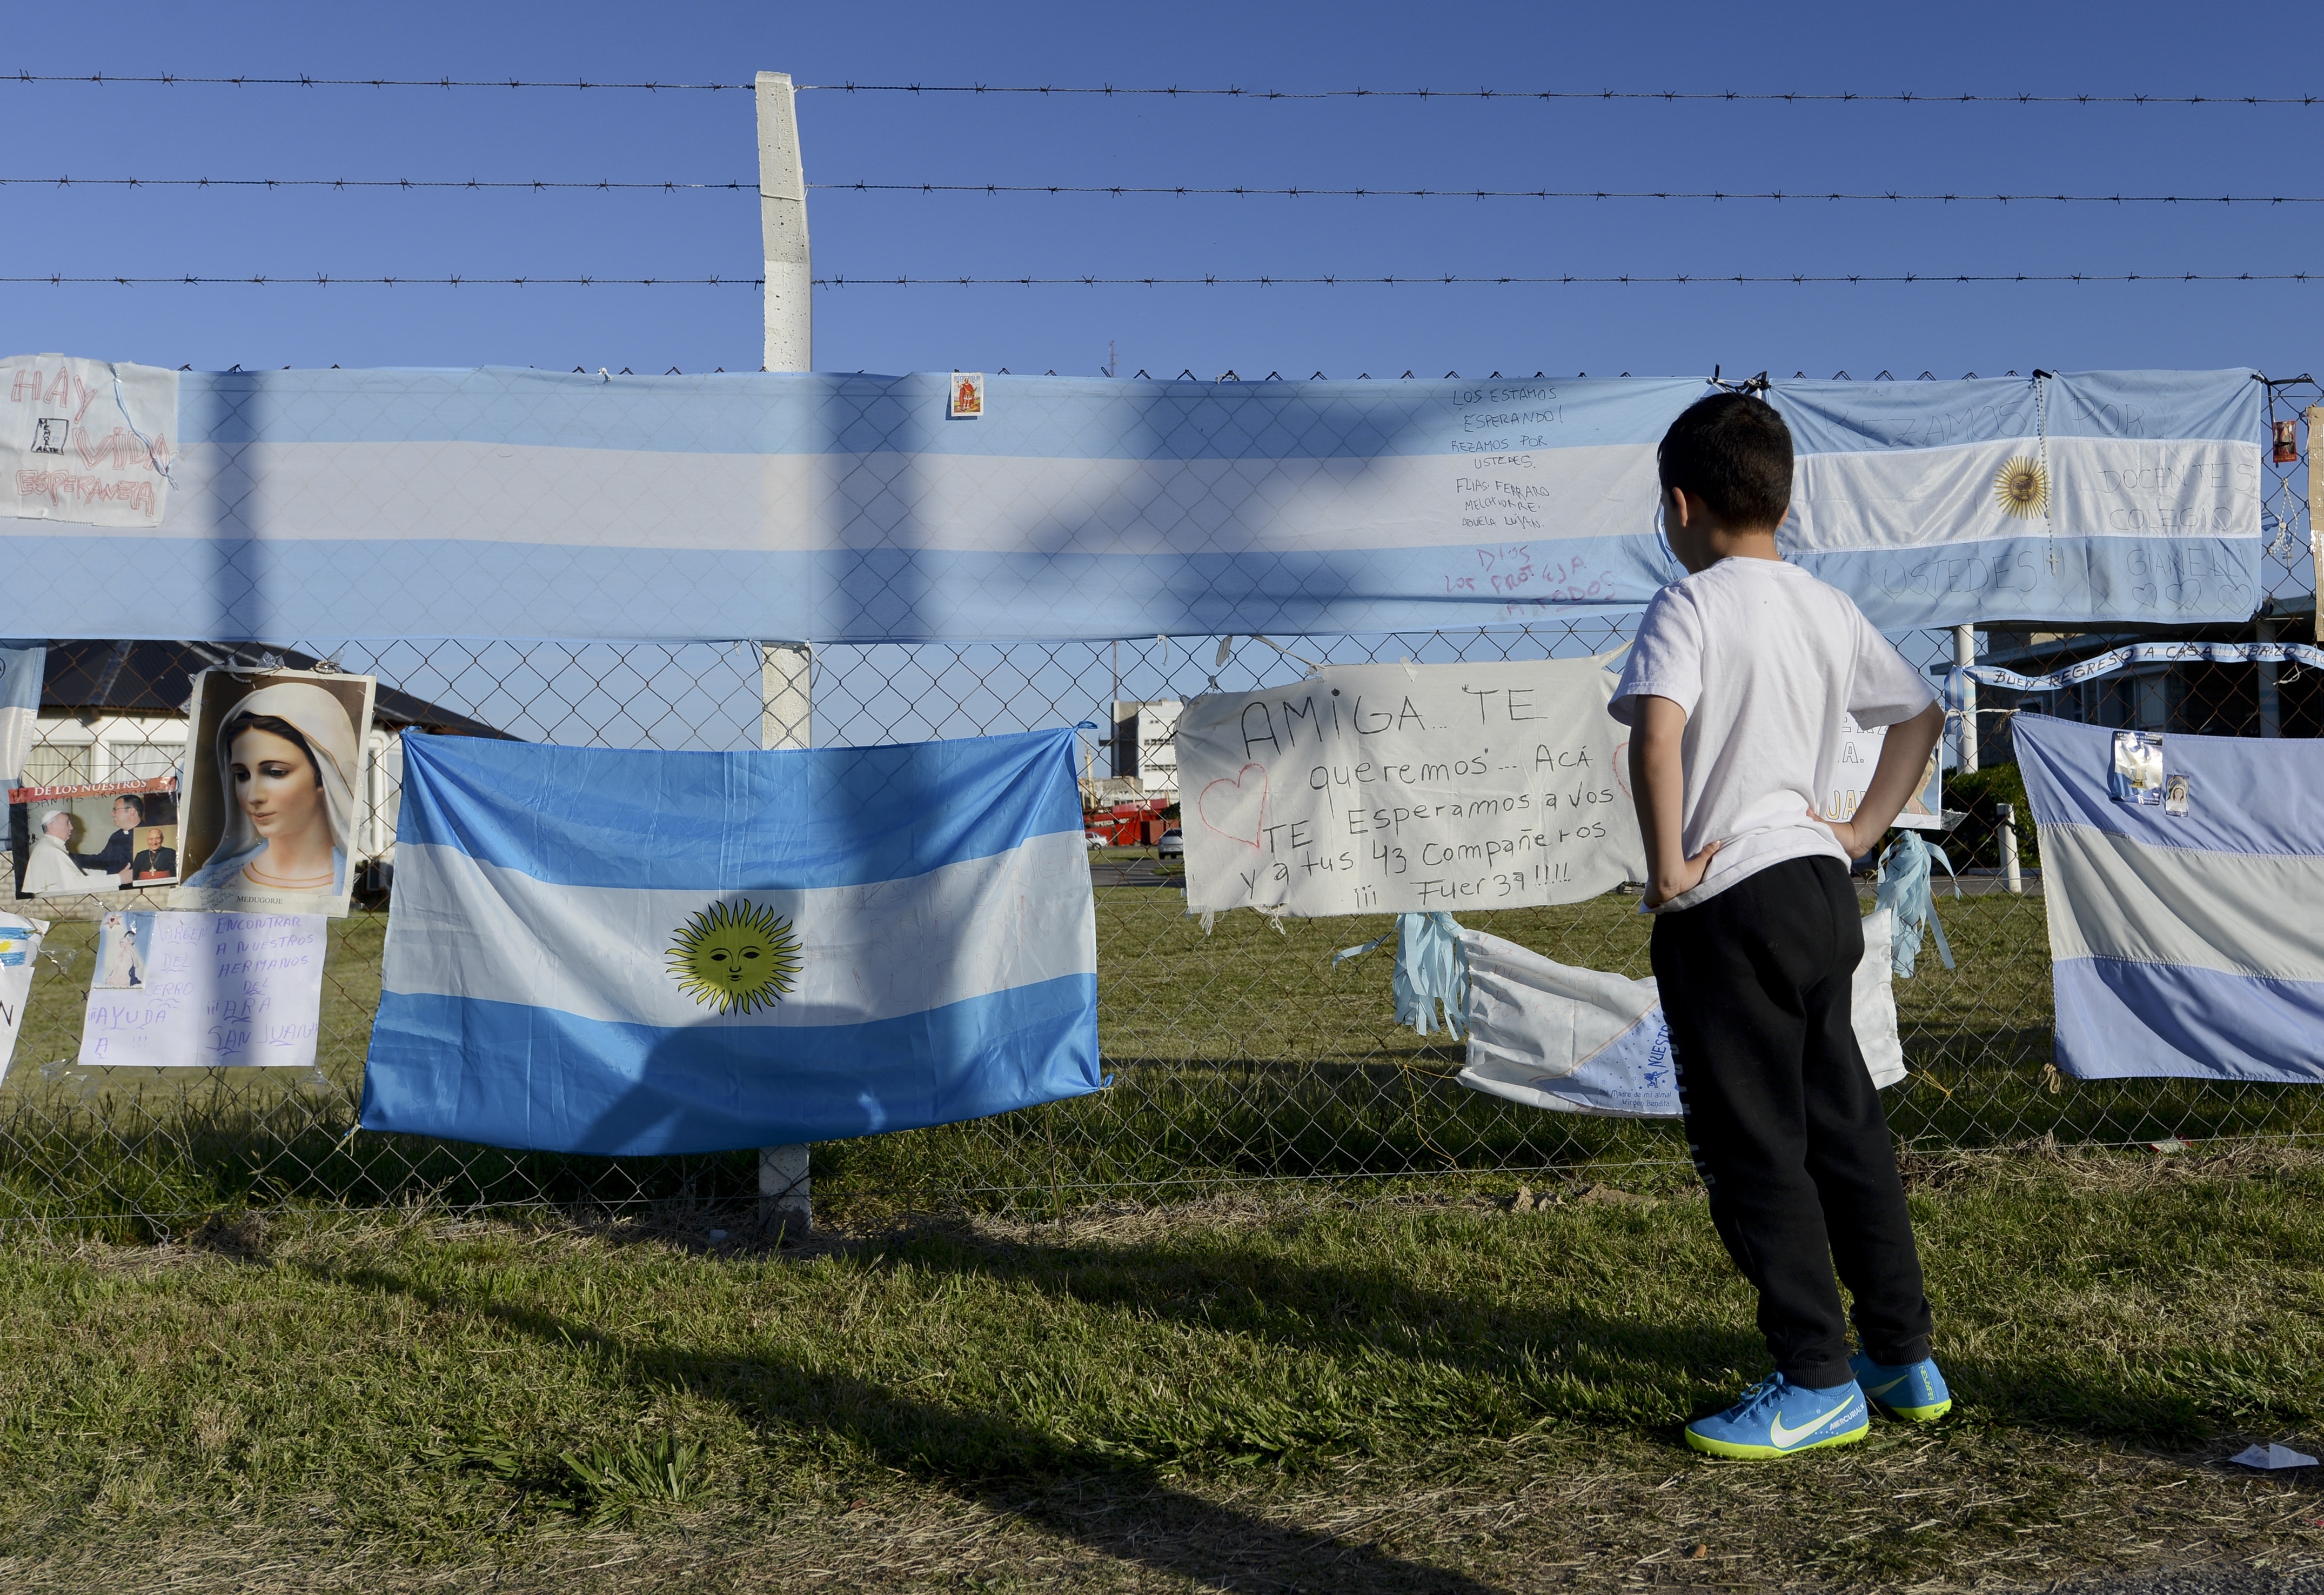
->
xmin=1 ymin=881 xmax=2320 ymax=1226
xmin=1 ymin=1147 xmax=2320 ymax=1591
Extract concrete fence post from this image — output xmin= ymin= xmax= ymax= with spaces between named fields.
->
xmin=756 ymin=69 xmax=813 ymax=1234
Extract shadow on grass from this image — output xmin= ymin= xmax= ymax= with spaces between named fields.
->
xmin=305 ymin=1253 xmax=1524 ymax=1595
xmin=819 ymin=1219 xmax=2245 ymax=1451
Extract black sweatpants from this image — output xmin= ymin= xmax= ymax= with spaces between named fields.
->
xmin=1649 ymin=856 xmax=1933 ymax=1389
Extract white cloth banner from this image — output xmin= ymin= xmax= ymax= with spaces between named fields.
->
xmin=0 ymin=355 xmax=178 ymax=528
xmin=0 ymin=912 xmax=47 ymax=1085
xmin=1456 ymin=912 xmax=1906 ymax=1118
xmin=0 ymin=365 xmax=2263 ymax=643
xmin=1178 ymin=656 xmax=1647 ymax=917
xmin=78 ymin=911 xmax=325 ymax=1069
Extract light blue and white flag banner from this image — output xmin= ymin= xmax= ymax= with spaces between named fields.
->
xmin=0 ymin=642 xmax=43 ymax=786
xmin=2014 ymin=713 xmax=2324 ymax=1084
xmin=1455 ymin=916 xmax=1906 ymax=1119
xmin=359 ymin=727 xmax=1102 ymax=1156
xmin=0 ymin=365 xmax=2264 ymax=645
xmin=1770 ymin=370 xmax=2263 ymax=630
xmin=1947 ymin=639 xmax=2324 ymax=706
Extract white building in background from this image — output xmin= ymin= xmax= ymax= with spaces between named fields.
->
xmin=1109 ymin=699 xmax=1181 ymax=799
xmin=22 ymin=714 xmax=186 ymax=791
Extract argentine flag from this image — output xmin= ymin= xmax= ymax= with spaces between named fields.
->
xmin=2015 ymin=714 xmax=2324 ymax=1084
xmin=0 ymin=641 xmax=40 ymax=785
xmin=359 ymin=728 xmax=1102 ymax=1156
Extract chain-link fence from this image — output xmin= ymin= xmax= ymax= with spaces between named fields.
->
xmin=2 ymin=387 xmax=2317 ymax=1231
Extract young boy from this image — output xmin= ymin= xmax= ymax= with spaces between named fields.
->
xmin=1610 ymin=392 xmax=1950 ymax=1461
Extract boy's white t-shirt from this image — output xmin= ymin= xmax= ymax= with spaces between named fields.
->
xmin=1609 ymin=557 xmax=1935 ymax=913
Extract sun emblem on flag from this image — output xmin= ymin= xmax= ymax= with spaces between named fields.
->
xmin=667 ymin=899 xmax=802 ymax=1015
xmin=1994 ymin=455 xmax=2048 ymax=519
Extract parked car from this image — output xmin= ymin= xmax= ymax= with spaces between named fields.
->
xmin=1085 ymin=830 xmax=1108 ymax=850
xmin=1156 ymin=828 xmax=1184 ymax=858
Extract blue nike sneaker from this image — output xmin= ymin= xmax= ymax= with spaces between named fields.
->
xmin=1683 ymin=1372 xmax=1870 ymax=1460
xmin=1849 ymin=1353 xmax=1953 ymax=1421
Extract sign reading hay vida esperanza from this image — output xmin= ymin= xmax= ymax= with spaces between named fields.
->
xmin=1177 ymin=656 xmax=1647 ymax=918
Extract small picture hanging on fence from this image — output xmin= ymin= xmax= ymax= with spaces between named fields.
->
xmin=948 ymin=371 xmax=985 ymax=419
xmin=78 ymin=911 xmax=327 ymax=1069
xmin=2111 ymin=730 xmax=2165 ymax=806
xmin=2164 ymin=772 xmax=2193 ymax=819
xmin=92 ymin=910 xmax=152 ymax=990
xmin=8 ymin=774 xmax=180 ymax=899
xmin=0 ymin=910 xmax=48 ymax=1084
xmin=170 ymin=667 xmax=376 ymax=919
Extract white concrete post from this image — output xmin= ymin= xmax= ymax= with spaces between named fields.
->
xmin=2258 ymin=616 xmax=2281 ymax=739
xmin=1952 ymin=624 xmax=1979 ymax=775
xmin=756 ymin=70 xmax=813 ymax=1233
xmin=1997 ymin=802 xmax=2022 ymax=896
xmin=757 ymin=70 xmax=811 ymax=373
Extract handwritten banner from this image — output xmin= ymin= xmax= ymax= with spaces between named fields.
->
xmin=78 ymin=911 xmax=326 ymax=1069
xmin=0 ymin=356 xmax=177 ymax=528
xmin=1177 ymin=656 xmax=1647 ymax=917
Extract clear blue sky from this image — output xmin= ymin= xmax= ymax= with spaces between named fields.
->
xmin=9 ymin=2 xmax=2318 ymax=752
xmin=9 ymin=1 xmax=2324 ymax=383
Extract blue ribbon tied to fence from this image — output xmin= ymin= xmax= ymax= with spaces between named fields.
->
xmin=1334 ymin=912 xmax=1471 ymax=1037
xmin=1876 ymin=830 xmax=1957 ymax=978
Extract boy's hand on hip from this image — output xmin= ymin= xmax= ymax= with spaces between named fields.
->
xmin=1815 ymin=808 xmax=1873 ymax=863
xmin=1644 ymin=837 xmax=1722 ymax=909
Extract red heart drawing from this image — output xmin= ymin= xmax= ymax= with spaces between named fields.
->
xmin=1198 ymin=763 xmax=1269 ymax=849
xmin=1612 ymin=739 xmax=1631 ymax=801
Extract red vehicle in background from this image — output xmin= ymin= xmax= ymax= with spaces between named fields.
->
xmin=1085 ymin=796 xmax=1173 ymax=846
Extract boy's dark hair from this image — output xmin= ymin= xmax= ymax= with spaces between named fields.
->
xmin=1656 ymin=392 xmax=1794 ymax=528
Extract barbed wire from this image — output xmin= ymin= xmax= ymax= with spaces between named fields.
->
xmin=801 ymin=84 xmax=2324 ymax=106
xmin=2 ymin=72 xmax=752 ymax=90
xmin=18 ymin=175 xmax=2324 ymax=206
xmin=3 ymin=74 xmax=2318 ymax=106
xmin=5 ymin=270 xmax=2320 ymax=288
xmin=0 ymin=176 xmax=754 ymax=191
xmin=818 ymin=271 xmax=2324 ymax=285
xmin=0 ymin=274 xmax=749 ymax=285
xmin=822 ymin=182 xmax=2324 ymax=205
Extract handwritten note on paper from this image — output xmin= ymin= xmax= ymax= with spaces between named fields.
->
xmin=1177 ymin=656 xmax=1647 ymax=918
xmin=77 ymin=913 xmax=326 ymax=1069
xmin=1 ymin=356 xmax=179 ymax=528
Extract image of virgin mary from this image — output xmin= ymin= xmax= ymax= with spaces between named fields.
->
xmin=183 ymin=682 xmax=361 ymax=899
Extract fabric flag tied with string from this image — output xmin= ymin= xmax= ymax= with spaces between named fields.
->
xmin=2014 ymin=713 xmax=2324 ymax=1083
xmin=360 ymin=728 xmax=1103 ymax=1154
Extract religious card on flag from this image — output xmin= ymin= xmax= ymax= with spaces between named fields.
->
xmin=2111 ymin=730 xmax=2165 ymax=806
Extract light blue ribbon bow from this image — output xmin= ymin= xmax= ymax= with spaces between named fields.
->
xmin=1332 ymin=911 xmax=1470 ymax=1037
xmin=1877 ymin=831 xmax=1958 ymax=978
